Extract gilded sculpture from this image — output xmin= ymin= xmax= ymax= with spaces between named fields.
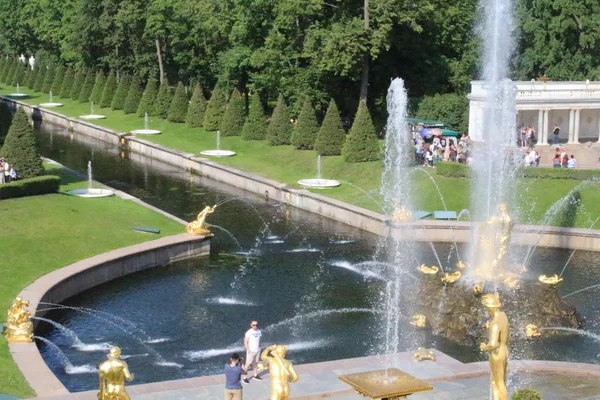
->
xmin=391 ymin=203 xmax=414 ymax=222
xmin=456 ymin=261 xmax=466 ymax=269
xmin=479 ymin=293 xmax=509 ymax=400
xmin=97 ymin=346 xmax=134 ymax=400
xmin=3 ymin=297 xmax=33 ymax=343
xmin=473 ymin=282 xmax=484 ymax=295
xmin=477 ymin=203 xmax=513 ymax=278
xmin=410 ymin=314 xmax=427 ymax=328
xmin=413 ymin=347 xmax=436 ymax=361
xmin=525 ymin=324 xmax=541 ymax=338
xmin=538 ymin=274 xmax=563 ymax=286
xmin=261 ymin=344 xmax=299 ymax=400
xmin=416 ymin=264 xmax=439 ymax=275
xmin=185 ymin=205 xmax=216 ymax=236
xmin=441 ymin=271 xmax=461 ymax=284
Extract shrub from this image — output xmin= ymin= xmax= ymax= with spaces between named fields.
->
xmin=167 ymin=82 xmax=188 ymax=123
xmin=315 ymin=99 xmax=346 ymax=156
xmin=343 ymin=101 xmax=381 ymax=162
xmin=511 ymin=388 xmax=541 ymax=400
xmin=436 ymin=162 xmax=470 ymax=178
xmin=111 ymin=74 xmax=131 ymax=110
xmin=416 ymin=93 xmax=469 ymax=132
xmin=266 ymin=94 xmax=292 ymax=146
xmin=123 ymin=76 xmax=143 ymax=115
xmin=0 ymin=101 xmax=13 ymax=145
xmin=2 ymin=58 xmax=16 ymax=84
xmin=0 ymin=108 xmax=44 ymax=179
xmin=242 ymin=92 xmax=266 ymax=140
xmin=41 ymin=63 xmax=55 ymax=93
xmin=59 ymin=67 xmax=75 ymax=98
xmin=185 ymin=84 xmax=207 ymax=128
xmin=78 ymin=69 xmax=96 ymax=103
xmin=220 ymin=88 xmax=245 ymax=136
xmin=33 ymin=62 xmax=47 ymax=92
xmin=0 ymin=175 xmax=61 ymax=199
xmin=100 ymin=70 xmax=117 ymax=108
xmin=436 ymin=161 xmax=600 ymax=181
xmin=25 ymin=65 xmax=37 ymax=88
xmin=203 ymin=80 xmax=227 ymax=131
xmin=137 ymin=76 xmax=159 ymax=117
xmin=70 ymin=69 xmax=85 ymax=100
xmin=89 ymin=71 xmax=106 ymax=105
xmin=50 ymin=65 xmax=65 ymax=94
xmin=291 ymin=97 xmax=318 ymax=149
xmin=21 ymin=65 xmax=31 ymax=88
xmin=0 ymin=58 xmax=5 ymax=79
xmin=153 ymin=81 xmax=172 ymax=119
xmin=11 ymin=62 xmax=25 ymax=87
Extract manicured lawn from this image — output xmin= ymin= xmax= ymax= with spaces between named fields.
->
xmin=0 ymin=166 xmax=182 ymax=398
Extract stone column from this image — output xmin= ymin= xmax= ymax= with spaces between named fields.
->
xmin=597 ymin=110 xmax=600 ymax=142
xmin=542 ymin=110 xmax=549 ymax=144
xmin=573 ymin=109 xmax=581 ymax=144
xmin=537 ymin=109 xmax=545 ymax=144
xmin=568 ymin=109 xmax=575 ymax=143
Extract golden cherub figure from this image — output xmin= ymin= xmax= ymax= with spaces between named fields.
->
xmin=525 ymin=324 xmax=541 ymax=338
xmin=97 ymin=346 xmax=134 ymax=400
xmin=538 ymin=274 xmax=563 ymax=286
xmin=185 ymin=205 xmax=216 ymax=236
xmin=3 ymin=297 xmax=33 ymax=343
xmin=479 ymin=293 xmax=509 ymax=400
xmin=441 ymin=271 xmax=461 ymax=284
xmin=416 ymin=264 xmax=439 ymax=275
xmin=410 ymin=314 xmax=427 ymax=328
xmin=261 ymin=345 xmax=299 ymax=400
xmin=413 ymin=347 xmax=436 ymax=361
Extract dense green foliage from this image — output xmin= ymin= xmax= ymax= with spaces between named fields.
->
xmin=0 ymin=101 xmax=13 ymax=145
xmin=11 ymin=62 xmax=25 ymax=87
xmin=111 ymin=74 xmax=131 ymax=110
xmin=0 ymin=108 xmax=44 ymax=179
xmin=21 ymin=65 xmax=31 ymax=88
xmin=315 ymin=99 xmax=345 ymax=156
xmin=0 ymin=175 xmax=60 ymax=199
xmin=154 ymin=82 xmax=172 ymax=119
xmin=89 ymin=71 xmax=106 ymax=105
xmin=242 ymin=92 xmax=266 ymax=140
xmin=24 ymin=65 xmax=36 ymax=88
xmin=100 ymin=70 xmax=117 ymax=108
xmin=343 ymin=101 xmax=380 ymax=162
xmin=220 ymin=88 xmax=245 ymax=136
xmin=123 ymin=76 xmax=142 ymax=115
xmin=266 ymin=94 xmax=292 ymax=146
xmin=203 ymin=80 xmax=226 ymax=131
xmin=511 ymin=389 xmax=541 ymax=400
xmin=69 ymin=69 xmax=85 ymax=100
xmin=78 ymin=69 xmax=95 ymax=103
xmin=33 ymin=62 xmax=46 ymax=92
xmin=185 ymin=84 xmax=206 ymax=128
xmin=167 ymin=82 xmax=188 ymax=123
xmin=2 ymin=58 xmax=15 ymax=83
xmin=50 ymin=65 xmax=64 ymax=94
xmin=59 ymin=67 xmax=74 ymax=98
xmin=416 ymin=93 xmax=469 ymax=132
xmin=436 ymin=161 xmax=600 ymax=180
xmin=41 ymin=63 xmax=54 ymax=93
xmin=137 ymin=77 xmax=158 ymax=117
xmin=291 ymin=97 xmax=318 ymax=150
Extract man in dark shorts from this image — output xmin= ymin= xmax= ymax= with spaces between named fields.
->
xmin=224 ymin=353 xmax=247 ymax=400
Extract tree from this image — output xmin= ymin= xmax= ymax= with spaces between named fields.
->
xmin=41 ymin=64 xmax=55 ymax=93
xmin=167 ymin=82 xmax=188 ymax=123
xmin=266 ymin=94 xmax=292 ymax=146
xmin=100 ymin=70 xmax=118 ymax=108
xmin=33 ymin=62 xmax=46 ymax=92
xmin=220 ymin=88 xmax=245 ymax=136
xmin=111 ymin=74 xmax=131 ymax=110
xmin=11 ymin=61 xmax=25 ymax=87
xmin=0 ymin=101 xmax=13 ymax=146
xmin=203 ymin=80 xmax=227 ymax=131
xmin=78 ymin=69 xmax=96 ymax=103
xmin=342 ymin=101 xmax=380 ymax=162
xmin=89 ymin=71 xmax=106 ymax=105
xmin=1 ymin=58 xmax=15 ymax=84
xmin=50 ymin=65 xmax=65 ymax=94
xmin=416 ymin=93 xmax=469 ymax=132
xmin=123 ymin=76 xmax=143 ymax=115
xmin=242 ymin=92 xmax=266 ymax=140
xmin=25 ymin=64 xmax=37 ymax=88
xmin=21 ymin=65 xmax=31 ymax=88
xmin=59 ymin=67 xmax=75 ymax=98
xmin=137 ymin=77 xmax=158 ymax=117
xmin=185 ymin=84 xmax=206 ymax=128
xmin=315 ymin=99 xmax=346 ymax=156
xmin=0 ymin=107 xmax=44 ymax=179
xmin=291 ymin=97 xmax=318 ymax=149
xmin=70 ymin=70 xmax=85 ymax=100
xmin=153 ymin=81 xmax=172 ymax=119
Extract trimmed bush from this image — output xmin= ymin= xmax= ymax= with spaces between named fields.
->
xmin=27 ymin=65 xmax=38 ymax=88
xmin=137 ymin=76 xmax=159 ymax=117
xmin=70 ymin=69 xmax=85 ymax=100
xmin=33 ymin=62 xmax=47 ymax=92
xmin=242 ymin=92 xmax=267 ymax=140
xmin=111 ymin=74 xmax=131 ymax=110
xmin=0 ymin=58 xmax=5 ymax=79
xmin=342 ymin=101 xmax=380 ymax=162
xmin=220 ymin=88 xmax=245 ymax=136
xmin=2 ymin=58 xmax=16 ymax=84
xmin=0 ymin=108 xmax=44 ymax=179
xmin=50 ymin=65 xmax=65 ymax=94
xmin=100 ymin=70 xmax=117 ymax=108
xmin=436 ymin=161 xmax=600 ymax=180
xmin=511 ymin=388 xmax=541 ymax=400
xmin=78 ymin=69 xmax=96 ymax=102
xmin=59 ymin=67 xmax=75 ymax=98
xmin=0 ymin=175 xmax=61 ymax=199
xmin=21 ymin=65 xmax=31 ymax=88
xmin=436 ymin=162 xmax=470 ymax=178
xmin=185 ymin=84 xmax=207 ymax=128
xmin=416 ymin=93 xmax=469 ymax=132
xmin=154 ymin=81 xmax=172 ymax=119
xmin=291 ymin=97 xmax=318 ymax=149
xmin=203 ymin=80 xmax=227 ymax=131
xmin=315 ymin=99 xmax=346 ymax=156
xmin=266 ymin=94 xmax=292 ymax=146
xmin=0 ymin=101 xmax=13 ymax=145
xmin=167 ymin=82 xmax=188 ymax=123
xmin=41 ymin=63 xmax=55 ymax=93
xmin=123 ymin=76 xmax=143 ymax=115
xmin=11 ymin=62 xmax=25 ymax=87
xmin=89 ymin=71 xmax=106 ymax=105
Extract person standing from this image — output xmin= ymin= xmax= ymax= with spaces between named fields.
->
xmin=243 ymin=320 xmax=262 ymax=384
xmin=552 ymin=123 xmax=560 ymax=145
xmin=224 ymin=353 xmax=247 ymax=400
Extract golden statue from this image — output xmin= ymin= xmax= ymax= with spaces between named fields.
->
xmin=538 ymin=274 xmax=563 ymax=286
xmin=525 ymin=324 xmax=541 ymax=338
xmin=456 ymin=261 xmax=466 ymax=269
xmin=391 ymin=203 xmax=414 ymax=222
xmin=503 ymin=276 xmax=520 ymax=289
xmin=416 ymin=264 xmax=439 ymax=275
xmin=260 ymin=345 xmax=299 ymax=400
xmin=97 ymin=346 xmax=134 ymax=400
xmin=473 ymin=282 xmax=484 ymax=295
xmin=441 ymin=271 xmax=461 ymax=284
xmin=477 ymin=203 xmax=513 ymax=278
xmin=413 ymin=347 xmax=436 ymax=361
xmin=185 ymin=205 xmax=216 ymax=236
xmin=410 ymin=314 xmax=427 ymax=328
xmin=3 ymin=297 xmax=33 ymax=343
xmin=479 ymin=293 xmax=509 ymax=400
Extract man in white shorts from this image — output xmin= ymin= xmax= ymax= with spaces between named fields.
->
xmin=243 ymin=320 xmax=261 ymax=384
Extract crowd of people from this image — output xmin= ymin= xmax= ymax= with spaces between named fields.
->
xmin=412 ymin=125 xmax=473 ymax=167
xmin=0 ymin=157 xmax=18 ymax=183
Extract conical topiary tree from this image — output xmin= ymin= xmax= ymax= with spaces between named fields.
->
xmin=0 ymin=58 xmax=6 ymax=80
xmin=123 ymin=76 xmax=143 ymax=115
xmin=59 ymin=67 xmax=74 ymax=98
xmin=33 ymin=62 xmax=46 ymax=92
xmin=220 ymin=88 xmax=245 ymax=136
xmin=153 ymin=82 xmax=172 ymax=119
xmin=241 ymin=92 xmax=266 ymax=140
xmin=89 ymin=71 xmax=106 ymax=105
xmin=0 ymin=101 xmax=13 ymax=146
xmin=78 ymin=69 xmax=95 ymax=102
xmin=41 ymin=64 xmax=55 ymax=93
xmin=291 ymin=97 xmax=318 ymax=149
xmin=203 ymin=80 xmax=227 ymax=130
xmin=266 ymin=94 xmax=292 ymax=146
xmin=70 ymin=69 xmax=85 ymax=100
xmin=137 ymin=77 xmax=158 ymax=117
xmin=2 ymin=58 xmax=16 ymax=84
xmin=167 ymin=82 xmax=188 ymax=123
xmin=50 ymin=65 xmax=65 ymax=94
xmin=100 ymin=70 xmax=117 ymax=108
xmin=0 ymin=107 xmax=44 ymax=179
xmin=111 ymin=74 xmax=131 ymax=110
xmin=185 ymin=84 xmax=206 ymax=127
xmin=21 ymin=65 xmax=31 ymax=88
xmin=342 ymin=101 xmax=380 ymax=162
xmin=11 ymin=62 xmax=25 ymax=87
xmin=314 ymin=99 xmax=346 ymax=156
xmin=25 ymin=65 xmax=37 ymax=88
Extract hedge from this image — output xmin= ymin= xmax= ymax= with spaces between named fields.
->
xmin=111 ymin=74 xmax=131 ymax=111
xmin=436 ymin=161 xmax=600 ymax=180
xmin=314 ymin=98 xmax=345 ymax=156
xmin=220 ymin=88 xmax=245 ymax=136
xmin=167 ymin=82 xmax=188 ymax=123
xmin=511 ymin=388 xmax=541 ymax=400
xmin=0 ymin=175 xmax=61 ymax=199
xmin=266 ymin=94 xmax=292 ymax=145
